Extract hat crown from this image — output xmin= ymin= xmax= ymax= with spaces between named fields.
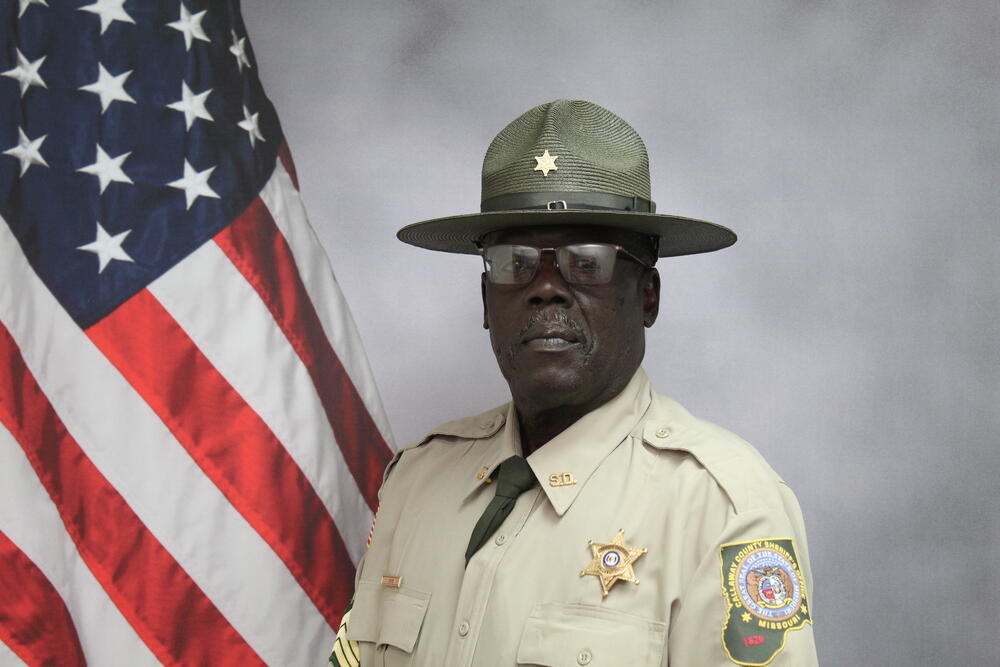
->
xmin=395 ymin=100 xmax=736 ymax=257
xmin=481 ymin=99 xmax=652 ymax=202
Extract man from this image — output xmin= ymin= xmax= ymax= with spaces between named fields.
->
xmin=330 ymin=100 xmax=817 ymax=666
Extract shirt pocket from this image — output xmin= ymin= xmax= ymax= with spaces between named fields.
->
xmin=346 ymin=580 xmax=431 ymax=664
xmin=516 ymin=602 xmax=666 ymax=667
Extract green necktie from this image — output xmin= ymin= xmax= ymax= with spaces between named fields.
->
xmin=465 ymin=455 xmax=536 ymax=566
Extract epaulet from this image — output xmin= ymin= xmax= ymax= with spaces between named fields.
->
xmin=411 ymin=403 xmax=508 ymax=447
xmin=640 ymin=394 xmax=787 ymax=515
xmin=380 ymin=404 xmax=508 ymax=486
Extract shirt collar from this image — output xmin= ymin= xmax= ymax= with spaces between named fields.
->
xmin=526 ymin=368 xmax=651 ymax=516
xmin=462 ymin=369 xmax=652 ymax=512
xmin=462 ymin=406 xmax=521 ymax=498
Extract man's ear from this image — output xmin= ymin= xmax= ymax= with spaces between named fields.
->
xmin=642 ymin=268 xmax=660 ymax=328
xmin=481 ymin=272 xmax=489 ymax=329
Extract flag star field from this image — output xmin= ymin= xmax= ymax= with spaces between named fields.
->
xmin=0 ymin=1 xmax=394 ymax=664
xmin=2 ymin=0 xmax=280 ymax=329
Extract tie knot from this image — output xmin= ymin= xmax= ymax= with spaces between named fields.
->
xmin=494 ymin=456 xmax=536 ymax=498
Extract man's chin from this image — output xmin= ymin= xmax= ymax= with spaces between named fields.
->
xmin=506 ymin=366 xmax=594 ymax=410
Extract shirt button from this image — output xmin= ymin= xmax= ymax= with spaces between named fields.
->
xmin=494 ymin=534 xmax=506 ymax=545
xmin=656 ymin=426 xmax=672 ymax=438
xmin=577 ymin=648 xmax=592 ymax=665
xmin=458 ymin=621 xmax=470 ymax=636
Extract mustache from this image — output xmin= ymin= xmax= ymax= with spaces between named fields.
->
xmin=517 ymin=309 xmax=586 ymax=340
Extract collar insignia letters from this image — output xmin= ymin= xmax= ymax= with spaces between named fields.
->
xmin=580 ymin=529 xmax=646 ymax=597
xmin=548 ymin=472 xmax=577 ymax=487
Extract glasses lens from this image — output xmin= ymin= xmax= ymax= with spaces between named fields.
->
xmin=556 ymin=244 xmax=617 ymax=284
xmin=484 ymin=245 xmax=540 ymax=284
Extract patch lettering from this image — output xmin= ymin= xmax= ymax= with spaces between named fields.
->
xmin=720 ymin=538 xmax=811 ymax=665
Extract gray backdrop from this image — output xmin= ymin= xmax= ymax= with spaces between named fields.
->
xmin=242 ymin=2 xmax=998 ymax=664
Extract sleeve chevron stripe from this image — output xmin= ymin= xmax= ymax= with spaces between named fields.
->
xmin=329 ymin=601 xmax=360 ymax=667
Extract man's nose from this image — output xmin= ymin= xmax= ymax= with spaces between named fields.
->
xmin=525 ymin=254 xmax=573 ymax=306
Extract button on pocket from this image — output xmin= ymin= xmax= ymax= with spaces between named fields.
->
xmin=516 ymin=603 xmax=665 ymax=667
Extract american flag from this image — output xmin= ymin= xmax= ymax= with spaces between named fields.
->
xmin=0 ymin=1 xmax=394 ymax=664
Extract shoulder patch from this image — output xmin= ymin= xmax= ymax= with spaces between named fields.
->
xmin=719 ymin=538 xmax=812 ymax=666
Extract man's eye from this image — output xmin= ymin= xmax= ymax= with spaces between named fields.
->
xmin=511 ymin=255 xmax=536 ymax=273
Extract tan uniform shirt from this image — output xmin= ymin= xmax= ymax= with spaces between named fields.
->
xmin=346 ymin=369 xmax=818 ymax=666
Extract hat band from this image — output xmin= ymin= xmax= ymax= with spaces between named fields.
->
xmin=480 ymin=191 xmax=656 ymax=214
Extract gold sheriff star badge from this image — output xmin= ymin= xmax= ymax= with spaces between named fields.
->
xmin=580 ymin=529 xmax=646 ymax=597
xmin=533 ymin=149 xmax=558 ymax=176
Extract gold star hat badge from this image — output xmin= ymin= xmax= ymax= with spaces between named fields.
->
xmin=533 ymin=149 xmax=558 ymax=176
xmin=580 ymin=529 xmax=646 ymax=597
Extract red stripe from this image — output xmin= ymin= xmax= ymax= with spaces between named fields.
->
xmin=0 ymin=323 xmax=263 ymax=666
xmin=0 ymin=530 xmax=86 ymax=667
xmin=86 ymin=290 xmax=355 ymax=629
xmin=215 ymin=197 xmax=393 ymax=511
xmin=277 ymin=141 xmax=299 ymax=190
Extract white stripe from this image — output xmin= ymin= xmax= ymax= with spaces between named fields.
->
xmin=261 ymin=162 xmax=396 ymax=449
xmin=148 ymin=236 xmax=373 ymax=562
xmin=0 ymin=423 xmax=158 ymax=667
xmin=0 ymin=638 xmax=28 ymax=667
xmin=0 ymin=217 xmax=333 ymax=664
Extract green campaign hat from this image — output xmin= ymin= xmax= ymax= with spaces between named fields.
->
xmin=397 ymin=99 xmax=737 ymax=257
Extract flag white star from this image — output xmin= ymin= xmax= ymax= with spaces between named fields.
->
xmin=168 ymin=2 xmax=210 ymax=51
xmin=79 ymin=63 xmax=135 ymax=113
xmin=168 ymin=160 xmax=219 ymax=209
xmin=78 ymin=0 xmax=134 ymax=35
xmin=229 ymin=30 xmax=251 ymax=71
xmin=167 ymin=82 xmax=213 ymax=129
xmin=18 ymin=0 xmax=48 ymax=18
xmin=238 ymin=105 xmax=265 ymax=147
xmin=77 ymin=221 xmax=134 ymax=273
xmin=3 ymin=128 xmax=48 ymax=176
xmin=2 ymin=50 xmax=46 ymax=97
xmin=77 ymin=144 xmax=133 ymax=193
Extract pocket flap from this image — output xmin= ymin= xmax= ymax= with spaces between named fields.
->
xmin=517 ymin=603 xmax=666 ymax=667
xmin=346 ymin=580 xmax=431 ymax=653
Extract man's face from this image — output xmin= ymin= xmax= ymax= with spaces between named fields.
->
xmin=481 ymin=224 xmax=660 ymax=416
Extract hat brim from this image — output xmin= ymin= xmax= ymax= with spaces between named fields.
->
xmin=397 ymin=210 xmax=737 ymax=257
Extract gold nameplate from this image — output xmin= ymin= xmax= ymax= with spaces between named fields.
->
xmin=548 ymin=472 xmax=577 ymax=487
xmin=380 ymin=575 xmax=402 ymax=588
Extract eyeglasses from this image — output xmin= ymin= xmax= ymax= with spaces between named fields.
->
xmin=478 ymin=243 xmax=652 ymax=285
